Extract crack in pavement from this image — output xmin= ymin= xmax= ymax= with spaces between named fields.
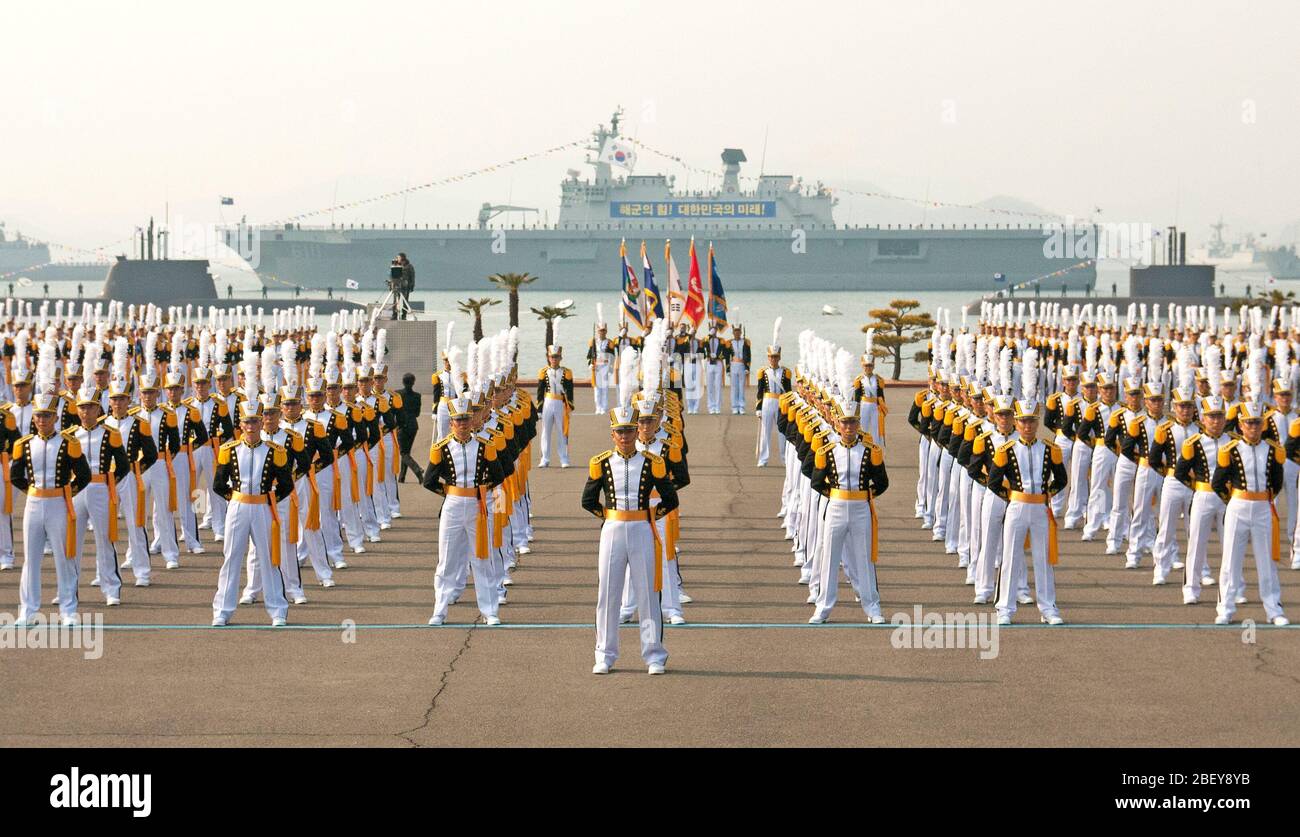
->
xmin=395 ymin=622 xmax=478 ymax=747
xmin=1253 ymin=645 xmax=1300 ymax=686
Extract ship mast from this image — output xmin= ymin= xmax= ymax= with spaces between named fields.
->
xmin=587 ymin=106 xmax=623 ymax=187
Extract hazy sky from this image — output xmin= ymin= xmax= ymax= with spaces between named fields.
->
xmin=3 ymin=0 xmax=1298 ymax=258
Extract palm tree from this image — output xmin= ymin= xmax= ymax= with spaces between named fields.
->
xmin=488 ymin=272 xmax=538 ymax=328
xmin=457 ymin=297 xmax=501 ymax=341
xmin=1255 ymin=287 xmax=1297 ymax=305
xmin=530 ymin=305 xmax=575 ymax=350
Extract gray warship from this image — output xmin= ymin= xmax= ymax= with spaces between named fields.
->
xmin=0 ymin=223 xmax=110 ymax=283
xmin=225 ymin=110 xmax=1096 ymax=292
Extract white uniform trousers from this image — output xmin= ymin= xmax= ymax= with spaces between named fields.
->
xmin=811 ymin=497 xmax=880 ymax=621
xmin=860 ymin=401 xmax=883 ymax=449
xmin=193 ymin=443 xmax=216 ymax=530
xmin=73 ymin=482 xmax=120 ymax=601
xmin=933 ymin=451 xmax=954 ymax=540
xmin=705 ymin=361 xmax=724 ymax=413
xmin=213 ymin=498 xmax=288 ymax=623
xmin=1105 ymin=456 xmax=1137 ymax=552
xmin=756 ymin=395 xmax=784 ymax=466
xmin=1051 ymin=436 xmax=1074 ymax=519
xmin=1182 ymin=491 xmax=1224 ymax=602
xmin=729 ymin=362 xmax=746 ymax=413
xmin=116 ymin=470 xmax=149 ymax=580
xmin=243 ymin=495 xmax=303 ymax=601
xmin=172 ymin=451 xmax=201 ymax=550
xmin=803 ymin=493 xmax=830 ymax=595
xmin=1152 ymin=477 xmax=1192 ymax=582
xmin=1285 ymin=459 xmax=1300 ymax=565
xmin=975 ymin=493 xmax=1007 ymax=598
xmin=355 ymin=447 xmax=381 ymax=538
xmin=431 ymin=494 xmax=499 ymax=621
xmin=684 ymin=360 xmax=701 ymax=414
xmin=141 ymin=461 xmax=179 ymax=564
xmin=923 ymin=440 xmax=943 ymax=528
xmin=436 ymin=400 xmax=451 ymax=442
xmin=312 ymin=464 xmax=346 ymax=566
xmin=294 ymin=477 xmax=334 ymax=583
xmin=943 ymin=455 xmax=962 ymax=554
xmin=1063 ymin=441 xmax=1093 ymax=528
xmin=1124 ymin=463 xmax=1163 ymax=563
xmin=18 ymin=494 xmax=78 ymax=620
xmin=380 ymin=430 xmax=400 ymax=519
xmin=337 ymin=452 xmax=365 ymax=551
xmin=595 ymin=517 xmax=667 ymax=668
xmin=593 ymin=364 xmax=612 ymax=414
xmin=0 ymin=475 xmax=15 ymax=568
xmin=967 ymin=483 xmax=987 ymax=584
xmin=1082 ymin=447 xmax=1117 ymax=539
xmin=620 ymin=513 xmax=681 ymax=620
xmin=956 ymin=471 xmax=974 ymax=566
xmin=538 ymin=398 xmax=569 ymax=467
xmin=996 ymin=501 xmax=1059 ymax=620
xmin=1217 ymin=497 xmax=1287 ymax=622
xmin=915 ymin=436 xmax=931 ymax=516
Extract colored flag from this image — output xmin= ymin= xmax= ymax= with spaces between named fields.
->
xmin=220 ymin=196 xmax=235 ymax=206
xmin=620 ymin=239 xmax=645 ymax=330
xmin=641 ymin=241 xmax=664 ymax=321
xmin=683 ymin=238 xmax=706 ymax=330
xmin=345 ymin=278 xmax=360 ymax=290
xmin=666 ymin=240 xmax=685 ymax=326
xmin=707 ymin=242 xmax=727 ymax=329
xmin=993 ymin=272 xmax=1006 ymax=283
xmin=599 ymin=139 xmax=637 ymax=171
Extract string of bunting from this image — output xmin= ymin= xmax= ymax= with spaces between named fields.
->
xmin=272 ymin=138 xmax=591 ymax=225
xmin=624 ymin=136 xmax=1065 ymax=222
xmin=978 ymin=259 xmax=1096 ymax=301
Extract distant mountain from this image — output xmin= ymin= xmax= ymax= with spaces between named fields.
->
xmin=828 ymin=182 xmax=1058 ymax=227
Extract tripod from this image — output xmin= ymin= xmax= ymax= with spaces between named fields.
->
xmin=368 ymin=285 xmax=416 ymax=328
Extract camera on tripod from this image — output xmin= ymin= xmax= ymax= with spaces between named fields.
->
xmin=388 ymin=259 xmax=402 ymax=290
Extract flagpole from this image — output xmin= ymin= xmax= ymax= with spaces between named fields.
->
xmin=706 ymin=242 xmax=714 ymax=330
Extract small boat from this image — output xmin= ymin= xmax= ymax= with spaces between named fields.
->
xmin=821 ymin=304 xmax=841 ymax=316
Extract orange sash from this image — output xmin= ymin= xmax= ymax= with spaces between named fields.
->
xmin=345 ymin=450 xmax=360 ymax=503
xmin=304 ymin=468 xmax=321 ymax=530
xmin=62 ymin=485 xmax=76 ymax=558
xmin=163 ymin=449 xmax=177 ymax=512
xmin=106 ymin=471 xmax=119 ymax=542
xmin=0 ymin=451 xmax=10 ymax=515
xmin=474 ymin=486 xmax=489 ymax=559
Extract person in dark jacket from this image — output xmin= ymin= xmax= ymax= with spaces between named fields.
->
xmin=397 ymin=373 xmax=424 ymax=482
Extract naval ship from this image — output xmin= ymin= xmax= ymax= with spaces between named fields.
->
xmin=0 ymin=223 xmax=111 ymax=283
xmin=225 ymin=110 xmax=1096 ymax=292
xmin=1262 ymin=246 xmax=1300 ymax=280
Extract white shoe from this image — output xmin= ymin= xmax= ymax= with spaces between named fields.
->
xmin=506 ymin=560 xmax=517 ymax=570
xmin=239 ymin=595 xmax=255 ymax=605
xmin=134 ymin=578 xmax=151 ymax=588
xmin=1017 ymin=593 xmax=1035 ymax=605
xmin=380 ymin=523 xmax=391 ymax=530
xmin=996 ymin=615 xmax=1012 ymax=626
xmin=120 ymin=561 xmax=133 ymax=570
xmin=1235 ymin=595 xmax=1248 ymax=605
xmin=1214 ymin=615 xmax=1231 ymax=625
xmin=91 ymin=576 xmax=101 ymax=586
xmin=212 ymin=615 xmax=228 ymax=627
xmin=367 ymin=535 xmax=381 ymax=543
xmin=808 ymin=615 xmax=827 ymax=624
xmin=868 ymin=614 xmax=886 ymax=624
xmin=198 ymin=520 xmax=211 ymax=530
xmin=1172 ymin=561 xmax=1185 ymax=569
xmin=806 ymin=593 xmax=816 ymax=604
xmin=321 ymin=579 xmax=336 ymax=588
xmin=679 ymin=593 xmax=693 ymax=604
xmin=271 ymin=617 xmax=287 ymax=627
xmin=1183 ymin=596 xmax=1198 ymax=605
xmin=165 ymin=560 xmax=180 ymax=569
xmin=50 ymin=595 xmax=60 ymax=605
xmin=427 ymin=615 xmax=444 ymax=626
xmin=620 ymin=613 xmax=635 ymax=624
xmin=353 ymin=546 xmax=366 ymax=555
xmin=964 ymin=577 xmax=976 ymax=586
xmin=1272 ymin=616 xmax=1291 ymax=627
xmin=538 ymin=462 xmax=549 ymax=468
xmin=1041 ymin=615 xmax=1064 ymax=626
xmin=560 ymin=463 xmax=571 ymax=469
xmin=486 ymin=616 xmax=501 ymax=626
xmin=106 ymin=596 xmax=121 ymax=606
xmin=1153 ymin=576 xmax=1168 ymax=586
xmin=392 ymin=512 xmax=403 ymax=519
xmin=518 ymin=546 xmax=531 ymax=555
xmin=668 ymin=614 xmax=686 ymax=625
xmin=292 ymin=595 xmax=308 ymax=605
xmin=647 ymin=663 xmax=666 ymax=675
xmin=973 ymin=594 xmax=989 ymax=604
xmin=334 ymin=561 xmax=349 ymax=569
xmin=1291 ymin=561 xmax=1300 ymax=570
xmin=189 ymin=546 xmax=205 ymax=555
xmin=592 ymin=662 xmax=610 ymax=675
xmin=61 ymin=615 xmax=79 ymax=627
xmin=1202 ymin=576 xmax=1216 ymax=587
xmin=1104 ymin=547 xmax=1118 ymax=555
xmin=1124 ymin=559 xmax=1138 ymax=569
xmin=502 ymin=576 xmax=513 ymax=586
xmin=214 ymin=534 xmax=224 ymax=542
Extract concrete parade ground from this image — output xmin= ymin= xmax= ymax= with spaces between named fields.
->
xmin=2 ymin=385 xmax=1298 ymax=748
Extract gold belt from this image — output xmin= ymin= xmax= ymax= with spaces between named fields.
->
xmin=444 ymin=485 xmax=481 ymax=498
xmin=829 ymin=488 xmax=870 ymax=501
xmin=89 ymin=474 xmax=111 ymax=483
xmin=1231 ymin=489 xmax=1272 ymax=502
xmin=231 ymin=491 xmax=271 ymax=505
xmin=605 ymin=508 xmax=652 ymax=521
xmin=1137 ymin=456 xmax=1149 ymax=467
xmin=545 ymin=393 xmax=567 ymax=400
xmin=1008 ymin=491 xmax=1047 ymax=504
xmin=1092 ymin=438 xmax=1107 ymax=447
xmin=1194 ymin=481 xmax=1215 ymax=493
xmin=26 ymin=487 xmax=66 ymax=498
xmin=859 ymin=397 xmax=878 ymax=404
xmin=764 ymin=392 xmax=781 ymax=399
